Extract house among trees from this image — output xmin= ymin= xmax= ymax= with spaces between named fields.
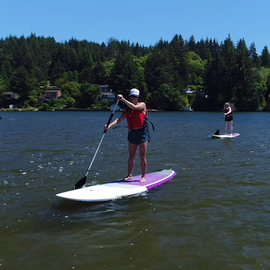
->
xmin=99 ymin=85 xmax=116 ymax=104
xmin=4 ymin=92 xmax=20 ymax=109
xmin=44 ymin=89 xmax=62 ymax=100
xmin=4 ymin=92 xmax=19 ymax=100
xmin=184 ymin=88 xmax=195 ymax=94
xmin=37 ymin=86 xmax=62 ymax=103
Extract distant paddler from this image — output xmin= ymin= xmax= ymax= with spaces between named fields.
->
xmin=224 ymin=102 xmax=233 ymax=135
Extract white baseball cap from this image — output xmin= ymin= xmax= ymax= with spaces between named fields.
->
xmin=129 ymin=88 xmax=140 ymax=97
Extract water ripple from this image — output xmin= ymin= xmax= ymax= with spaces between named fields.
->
xmin=1 ymin=111 xmax=270 ymax=269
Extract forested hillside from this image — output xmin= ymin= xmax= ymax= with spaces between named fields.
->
xmin=1 ymin=33 xmax=270 ymax=111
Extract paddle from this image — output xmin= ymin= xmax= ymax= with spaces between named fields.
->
xmin=74 ymin=99 xmax=119 ymax=189
xmin=215 ymin=116 xmax=224 ymax=135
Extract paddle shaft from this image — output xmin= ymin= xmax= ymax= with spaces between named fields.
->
xmin=85 ymin=99 xmax=119 ymax=177
xmin=215 ymin=116 xmax=224 ymax=135
xmin=75 ymin=99 xmax=119 ymax=188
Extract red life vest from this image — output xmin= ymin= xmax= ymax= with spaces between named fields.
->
xmin=122 ymin=107 xmax=148 ymax=129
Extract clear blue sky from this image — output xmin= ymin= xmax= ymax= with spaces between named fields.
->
xmin=1 ymin=0 xmax=269 ymax=55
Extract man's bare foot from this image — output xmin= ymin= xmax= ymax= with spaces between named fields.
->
xmin=140 ymin=177 xmax=146 ymax=183
xmin=123 ymin=175 xmax=132 ymax=180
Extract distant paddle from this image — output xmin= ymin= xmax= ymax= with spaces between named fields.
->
xmin=74 ymin=99 xmax=119 ymax=189
xmin=215 ymin=116 xmax=224 ymax=135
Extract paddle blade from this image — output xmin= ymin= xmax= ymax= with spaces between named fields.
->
xmin=215 ymin=130 xmax=219 ymax=135
xmin=75 ymin=176 xmax=86 ymax=189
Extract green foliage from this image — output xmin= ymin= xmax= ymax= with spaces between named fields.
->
xmin=66 ymin=97 xmax=76 ymax=108
xmin=149 ymin=83 xmax=187 ymax=111
xmin=0 ymin=34 xmax=270 ymax=111
xmin=187 ymin=51 xmax=206 ymax=85
xmin=91 ymin=103 xmax=102 ymax=109
xmin=80 ymin=83 xmax=100 ymax=107
xmin=261 ymin=46 xmax=270 ymax=67
xmin=27 ymin=95 xmax=39 ymax=107
xmin=50 ymin=98 xmax=67 ymax=109
xmin=38 ymin=102 xmax=50 ymax=111
xmin=0 ymin=77 xmax=7 ymax=92
xmin=62 ymin=82 xmax=81 ymax=99
xmin=9 ymin=66 xmax=34 ymax=101
xmin=110 ymin=52 xmax=141 ymax=96
xmin=145 ymin=44 xmax=173 ymax=94
xmin=55 ymin=78 xmax=66 ymax=88
xmin=170 ymin=34 xmax=189 ymax=89
xmin=100 ymin=99 xmax=110 ymax=109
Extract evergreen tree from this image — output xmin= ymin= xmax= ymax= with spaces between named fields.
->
xmin=1 ymin=60 xmax=13 ymax=88
xmin=106 ymin=38 xmax=120 ymax=59
xmin=196 ymin=38 xmax=212 ymax=61
xmin=261 ymin=46 xmax=270 ymax=67
xmin=145 ymin=39 xmax=172 ymax=94
xmin=78 ymin=48 xmax=93 ymax=73
xmin=132 ymin=42 xmax=142 ymax=57
xmin=234 ymin=39 xmax=258 ymax=110
xmin=49 ymin=60 xmax=66 ymax=84
xmin=249 ymin=42 xmax=260 ymax=67
xmin=204 ymin=41 xmax=224 ymax=110
xmin=220 ymin=36 xmax=237 ymax=102
xmin=79 ymin=66 xmax=94 ymax=83
xmin=110 ymin=52 xmax=140 ymax=96
xmin=9 ymin=66 xmax=34 ymax=102
xmin=187 ymin=35 xmax=196 ymax=52
xmin=92 ymin=61 xmax=107 ymax=84
xmin=170 ymin=34 xmax=189 ymax=88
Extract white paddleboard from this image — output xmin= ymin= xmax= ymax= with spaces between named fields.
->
xmin=56 ymin=169 xmax=176 ymax=202
xmin=211 ymin=133 xmax=240 ymax=139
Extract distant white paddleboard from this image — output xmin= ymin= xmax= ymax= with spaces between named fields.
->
xmin=56 ymin=169 xmax=176 ymax=202
xmin=211 ymin=133 xmax=240 ymax=139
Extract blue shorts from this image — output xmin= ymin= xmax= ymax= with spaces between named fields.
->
xmin=128 ymin=127 xmax=151 ymax=145
xmin=225 ymin=116 xmax=233 ymax=122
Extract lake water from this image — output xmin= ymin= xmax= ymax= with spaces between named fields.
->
xmin=1 ymin=111 xmax=270 ymax=270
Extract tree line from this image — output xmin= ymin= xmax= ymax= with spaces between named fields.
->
xmin=0 ymin=33 xmax=270 ymax=111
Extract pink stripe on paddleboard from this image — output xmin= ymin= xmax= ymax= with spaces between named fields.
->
xmin=113 ymin=171 xmax=176 ymax=190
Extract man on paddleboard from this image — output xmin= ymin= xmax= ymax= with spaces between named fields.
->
xmin=224 ymin=102 xmax=233 ymax=135
xmin=104 ymin=88 xmax=150 ymax=183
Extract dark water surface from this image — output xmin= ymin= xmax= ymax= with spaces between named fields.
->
xmin=1 ymin=111 xmax=270 ymax=270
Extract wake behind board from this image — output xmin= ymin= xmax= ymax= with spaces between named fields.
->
xmin=56 ymin=169 xmax=176 ymax=202
xmin=211 ymin=133 xmax=240 ymax=139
